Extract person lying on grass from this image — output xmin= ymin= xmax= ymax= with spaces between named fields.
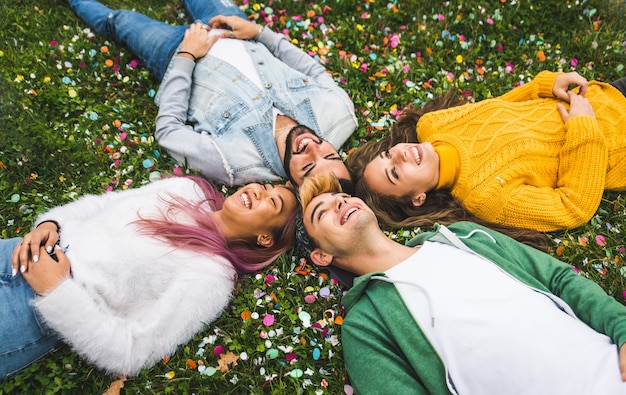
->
xmin=68 ymin=0 xmax=357 ymax=189
xmin=347 ymin=71 xmax=626 ymax=232
xmin=1 ymin=176 xmax=297 ymax=379
xmin=299 ymin=172 xmax=626 ymax=395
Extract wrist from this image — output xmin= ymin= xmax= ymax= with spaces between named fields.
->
xmin=254 ymin=24 xmax=265 ymax=40
xmin=177 ymin=50 xmax=198 ymax=62
xmin=37 ymin=220 xmax=60 ymax=233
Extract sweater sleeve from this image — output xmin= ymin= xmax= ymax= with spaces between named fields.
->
xmin=34 ymin=259 xmax=234 ymax=376
xmin=497 ymin=71 xmax=561 ymax=102
xmin=496 ymin=115 xmax=607 ymax=231
xmin=464 ymin=223 xmax=626 ymax=349
xmin=343 ymin=296 xmax=434 ymax=395
xmin=154 ymin=57 xmax=230 ymax=184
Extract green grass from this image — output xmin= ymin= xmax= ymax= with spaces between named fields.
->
xmin=1 ymin=0 xmax=625 ymax=393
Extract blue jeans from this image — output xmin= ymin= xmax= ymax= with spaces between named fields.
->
xmin=0 ymin=238 xmax=60 ymax=380
xmin=69 ymin=0 xmax=246 ymax=81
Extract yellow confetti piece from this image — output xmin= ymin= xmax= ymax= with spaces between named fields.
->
xmin=164 ymin=371 xmax=175 ymax=379
xmin=68 ymin=89 xmax=77 ymax=98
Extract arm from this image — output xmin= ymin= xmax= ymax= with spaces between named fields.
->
xmin=34 ymin=254 xmax=234 ymax=376
xmin=209 ymin=15 xmax=335 ymax=86
xmin=154 ymin=58 xmax=230 ymax=184
xmin=343 ymin=311 xmax=431 ymax=394
xmin=154 ymin=25 xmax=231 ymax=184
xmin=498 ymin=71 xmax=589 ymax=103
xmin=495 ymin=107 xmax=607 ymax=231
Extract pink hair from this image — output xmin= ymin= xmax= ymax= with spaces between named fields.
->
xmin=135 ymin=176 xmax=298 ymax=273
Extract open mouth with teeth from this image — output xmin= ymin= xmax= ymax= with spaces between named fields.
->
xmin=341 ymin=207 xmax=358 ymax=225
xmin=294 ymin=134 xmax=319 ymax=154
xmin=240 ymin=191 xmax=252 ymax=209
xmin=410 ymin=146 xmax=422 ymax=166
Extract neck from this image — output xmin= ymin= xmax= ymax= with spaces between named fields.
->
xmin=274 ymin=114 xmax=297 ymax=160
xmin=335 ymin=234 xmax=417 ymax=276
xmin=210 ymin=210 xmax=243 ymax=242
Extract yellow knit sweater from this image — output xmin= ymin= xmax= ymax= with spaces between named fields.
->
xmin=418 ymin=71 xmax=626 ymax=232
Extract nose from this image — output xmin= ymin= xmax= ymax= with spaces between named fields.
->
xmin=334 ymin=194 xmax=348 ymax=211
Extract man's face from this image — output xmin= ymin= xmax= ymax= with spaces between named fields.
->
xmin=303 ymin=192 xmax=377 ymax=258
xmin=283 ymin=125 xmax=350 ymax=187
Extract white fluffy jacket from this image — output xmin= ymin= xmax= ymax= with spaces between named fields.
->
xmin=33 ymin=177 xmax=236 ymax=376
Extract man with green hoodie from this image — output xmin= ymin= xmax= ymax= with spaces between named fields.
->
xmin=299 ymin=173 xmax=626 ymax=395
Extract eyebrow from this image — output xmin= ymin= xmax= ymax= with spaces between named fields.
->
xmin=309 ymin=192 xmax=339 ymax=224
xmin=378 ymin=152 xmax=395 ymax=185
xmin=302 ymin=155 xmax=342 ymax=180
xmin=275 ymin=185 xmax=286 ymax=213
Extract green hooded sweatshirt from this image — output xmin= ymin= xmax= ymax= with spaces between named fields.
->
xmin=341 ymin=222 xmax=626 ymax=394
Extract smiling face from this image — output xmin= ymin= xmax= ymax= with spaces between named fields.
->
xmin=363 ymin=142 xmax=440 ymax=206
xmin=221 ymin=183 xmax=297 ymax=241
xmin=282 ymin=125 xmax=350 ymax=187
xmin=303 ymin=192 xmax=377 ymax=259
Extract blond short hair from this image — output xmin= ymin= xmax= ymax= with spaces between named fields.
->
xmin=299 ymin=173 xmax=343 ymax=214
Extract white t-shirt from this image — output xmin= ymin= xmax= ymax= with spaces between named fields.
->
xmin=386 ymin=241 xmax=626 ymax=394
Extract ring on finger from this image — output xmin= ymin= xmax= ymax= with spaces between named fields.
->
xmin=229 ymin=31 xmax=235 ymax=39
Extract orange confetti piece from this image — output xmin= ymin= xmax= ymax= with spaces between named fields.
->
xmin=112 ymin=119 xmax=122 ymax=128
xmin=578 ymin=236 xmax=588 ymax=247
xmin=536 ymin=50 xmax=546 ymax=62
xmin=101 ymin=45 xmax=109 ymax=53
xmin=555 ymin=245 xmax=565 ymax=257
xmin=240 ymin=310 xmax=252 ymax=321
xmin=334 ymin=316 xmax=344 ymax=325
xmin=319 ymin=272 xmax=328 ymax=281
xmin=162 ymin=356 xmax=171 ymax=364
xmin=307 ymin=10 xmax=316 ymax=18
xmin=186 ymin=359 xmax=197 ymax=369
xmin=105 ymin=59 xmax=114 ymax=67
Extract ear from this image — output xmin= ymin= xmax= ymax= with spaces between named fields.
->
xmin=411 ymin=192 xmax=427 ymax=207
xmin=256 ymin=234 xmax=275 ymax=248
xmin=285 ymin=180 xmax=294 ymax=189
xmin=309 ymin=248 xmax=334 ymax=267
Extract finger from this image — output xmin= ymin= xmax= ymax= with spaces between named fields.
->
xmin=208 ymin=15 xmax=227 ymax=29
xmin=10 ymin=243 xmax=21 ymax=276
xmin=52 ymin=245 xmax=69 ymax=265
xmin=16 ymin=239 xmax=31 ymax=272
xmin=556 ymin=103 xmax=569 ymax=123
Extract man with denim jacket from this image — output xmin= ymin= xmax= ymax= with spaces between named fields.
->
xmin=69 ymin=0 xmax=357 ymax=187
xmin=299 ymin=173 xmax=626 ymax=395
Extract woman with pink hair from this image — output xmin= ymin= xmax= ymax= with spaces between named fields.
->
xmin=1 ymin=176 xmax=298 ymax=379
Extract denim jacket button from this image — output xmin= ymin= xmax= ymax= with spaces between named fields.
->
xmin=264 ymin=82 xmax=272 ymax=89
xmin=224 ymin=112 xmax=231 ymax=119
xmin=258 ymin=60 xmax=265 ymax=65
xmin=303 ymin=79 xmax=309 ymax=85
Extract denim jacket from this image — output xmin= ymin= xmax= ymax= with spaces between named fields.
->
xmin=155 ymin=28 xmax=357 ymax=186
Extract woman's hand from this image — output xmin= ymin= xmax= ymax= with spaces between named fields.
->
xmin=208 ymin=15 xmax=261 ymax=40
xmin=178 ymin=22 xmax=219 ymax=61
xmin=22 ymin=245 xmax=71 ymax=295
xmin=11 ymin=222 xmax=60 ymax=274
xmin=553 ymin=71 xmax=589 ymax=102
xmin=557 ymin=90 xmax=596 ymax=123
